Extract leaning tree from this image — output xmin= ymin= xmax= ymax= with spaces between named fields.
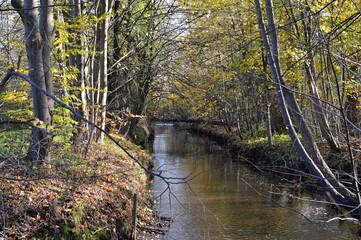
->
xmin=255 ymin=0 xmax=360 ymax=218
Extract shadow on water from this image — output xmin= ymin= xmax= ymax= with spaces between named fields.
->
xmin=150 ymin=123 xmax=360 ymax=240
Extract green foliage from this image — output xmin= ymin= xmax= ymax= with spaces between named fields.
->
xmin=249 ymin=133 xmax=291 ymax=145
xmin=72 ymin=201 xmax=87 ymax=228
xmin=0 ymin=87 xmax=33 ymax=121
xmin=52 ymin=107 xmax=78 ymax=147
xmin=55 ymin=225 xmax=76 ymax=240
xmin=0 ymin=128 xmax=31 ymax=156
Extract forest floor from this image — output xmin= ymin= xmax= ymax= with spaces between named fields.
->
xmin=175 ymin=122 xmax=361 ymax=188
xmin=0 ymin=132 xmax=168 ymax=239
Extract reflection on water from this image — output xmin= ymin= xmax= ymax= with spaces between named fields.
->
xmin=150 ymin=124 xmax=359 ymax=240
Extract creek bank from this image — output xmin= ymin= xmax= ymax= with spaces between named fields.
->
xmin=174 ymin=122 xmax=347 ymax=186
xmin=0 ymin=133 xmax=168 ymax=239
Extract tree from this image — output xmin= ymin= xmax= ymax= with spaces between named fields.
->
xmin=254 ymin=0 xmax=359 ymax=216
xmin=11 ymin=0 xmax=55 ymax=162
xmin=94 ymin=0 xmax=112 ymax=142
xmin=154 ymin=0 xmax=270 ymax=137
xmin=108 ymin=0 xmax=181 ymax=140
xmin=54 ymin=0 xmax=113 ymax=144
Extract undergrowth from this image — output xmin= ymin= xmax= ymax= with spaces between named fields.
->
xmin=243 ymin=132 xmax=291 ymax=145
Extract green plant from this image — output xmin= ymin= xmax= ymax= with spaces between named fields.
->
xmin=0 ymin=128 xmax=31 ymax=156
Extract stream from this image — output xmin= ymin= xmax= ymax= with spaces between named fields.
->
xmin=150 ymin=123 xmax=359 ymax=239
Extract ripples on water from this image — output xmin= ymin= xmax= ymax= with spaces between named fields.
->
xmin=150 ymin=124 xmax=359 ymax=240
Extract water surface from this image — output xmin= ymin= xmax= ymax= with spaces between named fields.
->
xmin=150 ymin=124 xmax=359 ymax=239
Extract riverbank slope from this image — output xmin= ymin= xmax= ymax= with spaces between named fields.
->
xmin=175 ymin=122 xmax=355 ymax=185
xmin=0 ymin=133 xmax=165 ymax=239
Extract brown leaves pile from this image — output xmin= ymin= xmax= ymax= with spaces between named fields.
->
xmin=0 ymin=135 xmax=156 ymax=239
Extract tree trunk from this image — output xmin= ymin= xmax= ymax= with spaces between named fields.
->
xmin=97 ymin=0 xmax=111 ymax=143
xmin=12 ymin=0 xmax=54 ymax=163
xmin=66 ymin=0 xmax=90 ymax=143
xmin=266 ymin=104 xmax=273 ymax=145
xmin=40 ymin=0 xmax=55 ymax=117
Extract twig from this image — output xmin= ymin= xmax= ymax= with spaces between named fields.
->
xmin=326 ymin=217 xmax=360 ymax=224
xmin=0 ymin=3 xmax=77 ymax=12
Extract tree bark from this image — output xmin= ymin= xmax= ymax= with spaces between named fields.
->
xmin=40 ymin=0 xmax=55 ymax=116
